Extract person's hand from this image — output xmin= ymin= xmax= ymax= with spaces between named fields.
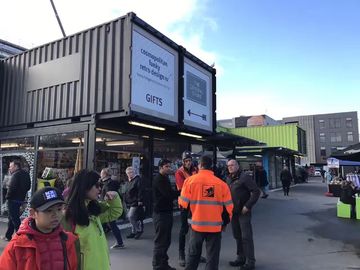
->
xmin=241 ymin=206 xmax=249 ymax=215
xmin=138 ymin=202 xmax=143 ymax=206
xmin=105 ymin=191 xmax=117 ymax=200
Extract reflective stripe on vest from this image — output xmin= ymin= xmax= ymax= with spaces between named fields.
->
xmin=188 ymin=219 xmax=223 ymax=226
xmin=179 ymin=196 xmax=190 ymax=203
xmin=185 ymin=199 xmax=233 ymax=206
xmin=224 ymin=199 xmax=233 ymax=206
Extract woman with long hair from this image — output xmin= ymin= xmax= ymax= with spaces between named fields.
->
xmin=64 ymin=169 xmax=123 ymax=270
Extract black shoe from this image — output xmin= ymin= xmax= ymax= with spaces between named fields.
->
xmin=166 ymin=265 xmax=176 ymax=270
xmin=261 ymin=194 xmax=269 ymax=198
xmin=240 ymin=264 xmax=255 ymax=270
xmin=229 ymin=258 xmax=245 ymax=267
xmin=134 ymin=231 xmax=143 ymax=239
xmin=126 ymin=233 xmax=136 ymax=239
xmin=179 ymin=253 xmax=185 ymax=267
xmin=199 ymin=256 xmax=206 ymax=263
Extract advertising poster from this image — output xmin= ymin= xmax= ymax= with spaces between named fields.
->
xmin=183 ymin=60 xmax=213 ymax=131
xmin=131 ymin=27 xmax=178 ymax=122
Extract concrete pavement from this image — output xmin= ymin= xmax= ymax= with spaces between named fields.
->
xmin=1 ymin=177 xmax=360 ymax=269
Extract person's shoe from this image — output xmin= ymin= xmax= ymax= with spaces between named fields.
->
xmin=134 ymin=231 xmax=143 ymax=239
xmin=1 ymin=236 xmax=10 ymax=242
xmin=110 ymin=243 xmax=125 ymax=249
xmin=261 ymin=194 xmax=269 ymax=198
xmin=126 ymin=233 xmax=136 ymax=239
xmin=178 ymin=253 xmax=186 ymax=267
xmin=165 ymin=265 xmax=176 ymax=270
xmin=199 ymin=256 xmax=206 ymax=263
xmin=240 ymin=264 xmax=255 ymax=270
xmin=229 ymin=258 xmax=245 ymax=267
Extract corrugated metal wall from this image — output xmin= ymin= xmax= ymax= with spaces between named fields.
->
xmin=228 ymin=124 xmax=302 ymax=152
xmin=0 ymin=16 xmax=128 ymax=127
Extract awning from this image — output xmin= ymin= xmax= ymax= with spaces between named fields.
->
xmin=328 ymin=157 xmax=360 ymax=167
xmin=331 ymin=143 xmax=360 ymax=162
xmin=206 ymin=132 xmax=263 ymax=148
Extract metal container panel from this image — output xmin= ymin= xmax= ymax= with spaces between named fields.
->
xmin=229 ymin=124 xmax=305 ymax=153
xmin=0 ymin=15 xmax=129 ymax=127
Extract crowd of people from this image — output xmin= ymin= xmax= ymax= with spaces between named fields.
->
xmin=0 ymin=154 xmax=299 ymax=270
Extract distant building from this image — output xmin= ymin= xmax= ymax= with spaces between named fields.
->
xmin=0 ymin=39 xmax=26 ymax=59
xmin=283 ymin=111 xmax=359 ymax=165
xmin=217 ymin=114 xmax=280 ymax=128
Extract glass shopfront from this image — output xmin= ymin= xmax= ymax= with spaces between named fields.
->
xmin=0 ymin=137 xmax=35 ymax=216
xmin=37 ymin=131 xmax=85 ymax=192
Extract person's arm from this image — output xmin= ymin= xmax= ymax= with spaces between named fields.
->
xmin=155 ymin=176 xmax=179 ymax=200
xmin=0 ymin=242 xmax=17 ymax=270
xmin=99 ymin=191 xmax=123 ymax=223
xmin=244 ymin=174 xmax=261 ymax=210
xmin=222 ymin=183 xmax=234 ymax=223
xmin=136 ymin=177 xmax=145 ymax=205
xmin=175 ymin=170 xmax=185 ymax=191
xmin=5 ymin=175 xmax=17 ymax=199
xmin=178 ymin=180 xmax=190 ymax=209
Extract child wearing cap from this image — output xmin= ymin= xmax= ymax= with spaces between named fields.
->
xmin=0 ymin=187 xmax=78 ymax=270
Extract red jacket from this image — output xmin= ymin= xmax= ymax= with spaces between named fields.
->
xmin=0 ymin=217 xmax=78 ymax=270
xmin=175 ymin=165 xmax=198 ymax=191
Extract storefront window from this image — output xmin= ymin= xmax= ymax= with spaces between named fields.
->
xmin=0 ymin=137 xmax=35 ymax=151
xmin=39 ymin=132 xmax=84 ymax=148
xmin=37 ymin=132 xmax=84 ymax=193
xmin=95 ymin=130 xmax=151 ymax=216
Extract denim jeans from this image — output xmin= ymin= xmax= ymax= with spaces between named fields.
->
xmin=108 ymin=220 xmax=124 ymax=245
xmin=128 ymin=206 xmax=143 ymax=233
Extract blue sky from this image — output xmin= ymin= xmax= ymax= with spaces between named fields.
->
xmin=1 ymin=0 xmax=359 ymax=120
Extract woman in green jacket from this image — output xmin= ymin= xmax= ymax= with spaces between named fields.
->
xmin=64 ymin=169 xmax=123 ymax=270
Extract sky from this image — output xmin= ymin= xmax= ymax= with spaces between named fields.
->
xmin=1 ymin=0 xmax=359 ymax=121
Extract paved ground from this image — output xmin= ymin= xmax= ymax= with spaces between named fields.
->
xmin=1 ymin=177 xmax=360 ymax=269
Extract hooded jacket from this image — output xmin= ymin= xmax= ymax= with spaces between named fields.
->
xmin=0 ymin=217 xmax=78 ymax=270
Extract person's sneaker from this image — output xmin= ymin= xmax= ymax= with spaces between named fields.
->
xmin=134 ymin=231 xmax=143 ymax=239
xmin=179 ymin=253 xmax=185 ymax=267
xmin=126 ymin=233 xmax=136 ymax=239
xmin=110 ymin=243 xmax=125 ymax=249
xmin=199 ymin=256 xmax=206 ymax=263
xmin=229 ymin=258 xmax=245 ymax=267
xmin=1 ymin=236 xmax=10 ymax=242
xmin=261 ymin=194 xmax=269 ymax=199
xmin=240 ymin=264 xmax=255 ymax=270
xmin=165 ymin=265 xmax=176 ymax=270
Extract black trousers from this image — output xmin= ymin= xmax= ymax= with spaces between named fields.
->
xmin=231 ymin=212 xmax=255 ymax=266
xmin=5 ymin=200 xmax=22 ymax=240
xmin=185 ymin=228 xmax=221 ymax=270
xmin=152 ymin=211 xmax=173 ymax=270
xmin=179 ymin=208 xmax=189 ymax=254
xmin=282 ymin=181 xmax=291 ymax=195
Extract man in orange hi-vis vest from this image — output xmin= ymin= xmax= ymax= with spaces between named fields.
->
xmin=179 ymin=155 xmax=233 ymax=270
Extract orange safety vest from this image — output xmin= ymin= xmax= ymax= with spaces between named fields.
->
xmin=178 ymin=169 xmax=233 ymax=233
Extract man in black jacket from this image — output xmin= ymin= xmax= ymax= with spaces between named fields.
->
xmin=226 ymin=159 xmax=260 ymax=270
xmin=152 ymin=159 xmax=179 ymax=270
xmin=124 ymin=166 xmax=145 ymax=239
xmin=4 ymin=160 xmax=31 ymax=241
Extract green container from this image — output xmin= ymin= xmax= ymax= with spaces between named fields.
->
xmin=337 ymin=199 xmax=351 ymax=219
